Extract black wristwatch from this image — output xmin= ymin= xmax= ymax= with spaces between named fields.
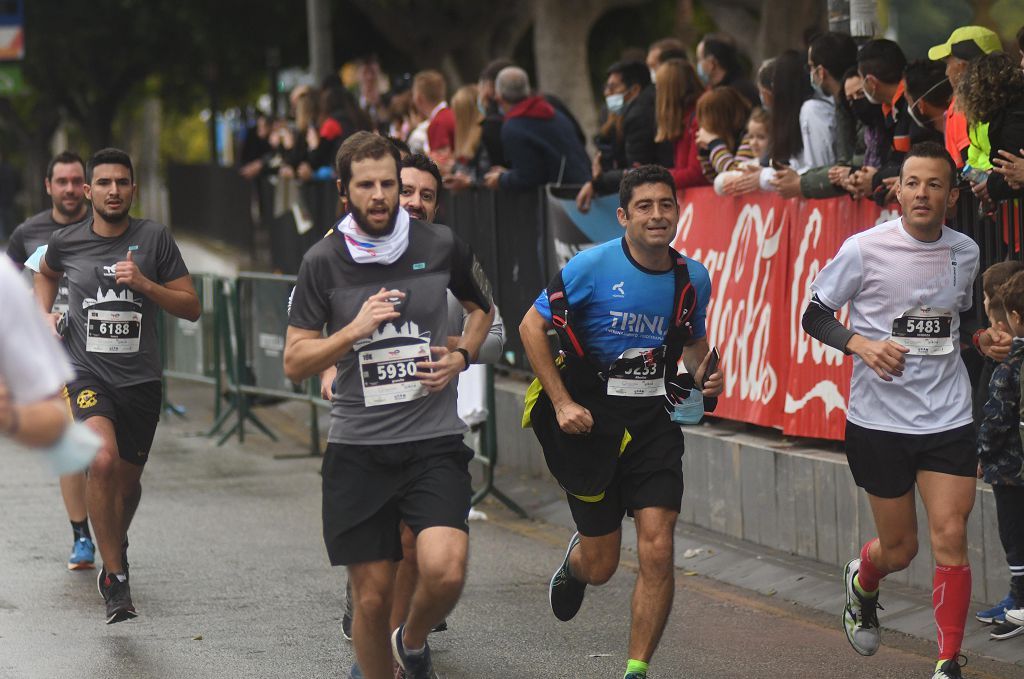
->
xmin=454 ymin=347 xmax=471 ymax=371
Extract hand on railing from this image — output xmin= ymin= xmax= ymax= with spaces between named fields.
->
xmin=992 ymin=149 xmax=1024 ymax=190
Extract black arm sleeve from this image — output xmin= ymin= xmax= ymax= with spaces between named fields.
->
xmin=801 ymin=294 xmax=854 ymax=354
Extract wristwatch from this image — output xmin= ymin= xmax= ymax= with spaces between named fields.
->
xmin=454 ymin=347 xmax=471 ymax=371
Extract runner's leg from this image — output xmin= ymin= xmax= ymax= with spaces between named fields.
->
xmin=865 ymin=489 xmax=919 ymax=577
xmin=571 ymin=529 xmax=622 ymax=586
xmin=917 ymin=470 xmax=974 ymax=664
xmin=402 ymin=526 xmax=467 ymax=649
xmin=84 ymin=416 xmax=141 ymax=574
xmin=390 ymin=523 xmax=418 ymax=630
xmin=349 ymin=560 xmax=399 ymax=679
xmin=627 ymin=507 xmax=677 ymax=663
xmin=60 ymin=473 xmax=88 ymax=524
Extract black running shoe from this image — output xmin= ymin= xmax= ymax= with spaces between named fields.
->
xmin=932 ymin=656 xmax=965 ymax=679
xmin=102 ymin=573 xmax=138 ymax=624
xmin=430 ymin=620 xmax=447 ymax=634
xmin=97 ymin=567 xmax=108 ymax=600
xmin=549 ymin=532 xmax=586 ymax=622
xmin=391 ymin=624 xmax=436 ymax=679
xmin=122 ymin=537 xmax=129 ymax=580
xmin=342 ymin=580 xmax=354 ymax=641
xmin=990 ymin=620 xmax=1024 ymax=640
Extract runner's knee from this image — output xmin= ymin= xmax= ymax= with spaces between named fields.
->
xmin=879 ymin=536 xmax=918 ymax=571
xmin=637 ymin=531 xmax=674 ymax=576
xmin=930 ymin=518 xmax=968 ymax=556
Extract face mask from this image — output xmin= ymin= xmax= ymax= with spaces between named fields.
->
xmin=605 ymin=92 xmax=625 ymax=114
xmin=809 ymin=68 xmax=826 ymax=98
xmin=850 ymin=97 xmax=884 ymax=126
xmin=697 ymin=61 xmax=710 ymax=84
xmin=477 ymin=96 xmax=487 ymax=117
xmin=650 ymin=68 xmax=658 ymax=83
xmin=861 ymin=78 xmax=881 ymax=105
xmin=906 ymin=77 xmax=950 ymax=129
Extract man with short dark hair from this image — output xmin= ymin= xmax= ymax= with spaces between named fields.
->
xmin=7 ymin=151 xmax=93 ymax=571
xmin=577 ymin=61 xmax=662 ymax=211
xmin=483 ymin=67 xmax=591 ymax=190
xmin=37 ymin=147 xmax=201 ymax=624
xmin=695 ymin=33 xmax=760 ymax=106
xmin=803 ymin=142 xmax=979 ymax=679
xmin=521 ymin=164 xmax=722 ymax=679
xmin=284 ymin=132 xmax=494 ymax=679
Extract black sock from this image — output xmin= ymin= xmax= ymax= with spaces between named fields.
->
xmin=71 ymin=519 xmax=91 ymax=542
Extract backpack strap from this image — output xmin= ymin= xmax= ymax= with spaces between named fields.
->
xmin=663 ymin=250 xmax=697 ymax=377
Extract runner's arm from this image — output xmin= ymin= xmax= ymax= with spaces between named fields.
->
xmin=681 ymin=337 xmax=724 ymax=397
xmin=802 ymin=294 xmax=907 ymax=381
xmin=284 ymin=287 xmax=402 ymax=383
xmin=520 ymin=307 xmax=572 ymax=409
xmin=35 ymin=256 xmax=60 ymax=327
xmin=801 ymin=294 xmax=854 ymax=353
xmin=142 ymin=275 xmax=201 ymax=321
xmin=455 ymin=301 xmax=495 ymax=364
xmin=0 ymin=385 xmax=68 ymax=448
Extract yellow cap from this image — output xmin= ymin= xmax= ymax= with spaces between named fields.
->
xmin=928 ymin=26 xmax=1002 ymax=61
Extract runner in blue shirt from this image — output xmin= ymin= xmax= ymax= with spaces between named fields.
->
xmin=520 ymin=164 xmax=723 ymax=679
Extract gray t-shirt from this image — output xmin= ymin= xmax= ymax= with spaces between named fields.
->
xmin=288 ymin=219 xmax=492 ymax=445
xmin=7 ymin=209 xmax=85 ymax=312
xmin=45 ymin=217 xmax=190 ymax=386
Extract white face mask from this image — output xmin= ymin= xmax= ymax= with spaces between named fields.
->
xmin=605 ymin=92 xmax=625 ymax=114
xmin=650 ymin=67 xmax=658 ymax=83
xmin=906 ymin=77 xmax=950 ymax=128
xmin=861 ymin=77 xmax=881 ymax=105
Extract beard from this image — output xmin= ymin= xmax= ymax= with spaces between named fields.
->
xmin=93 ymin=200 xmax=131 ymax=224
xmin=350 ymin=200 xmax=399 ymax=237
xmin=54 ymin=196 xmax=85 ymax=220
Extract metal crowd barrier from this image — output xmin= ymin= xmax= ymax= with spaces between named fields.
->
xmin=160 ymin=273 xmax=222 ymax=419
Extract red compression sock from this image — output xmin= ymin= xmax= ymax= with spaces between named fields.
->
xmin=857 ymin=539 xmax=884 ymax=593
xmin=933 ymin=564 xmax=971 ymax=661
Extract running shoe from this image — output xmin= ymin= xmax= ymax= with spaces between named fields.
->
xmin=97 ymin=567 xmax=108 ymax=600
xmin=990 ymin=620 xmax=1024 ymax=640
xmin=549 ymin=532 xmax=586 ymax=622
xmin=102 ymin=573 xmax=138 ymax=624
xmin=430 ymin=620 xmax=447 ymax=634
xmin=932 ymin=657 xmax=965 ymax=679
xmin=842 ymin=558 xmax=881 ymax=656
xmin=393 ymin=662 xmax=407 ymax=679
xmin=348 ymin=663 xmax=364 ymax=679
xmin=1005 ymin=606 xmax=1024 ymax=626
xmin=68 ymin=537 xmax=95 ymax=571
xmin=624 ymin=673 xmax=647 ymax=679
xmin=342 ymin=581 xmax=354 ymax=641
xmin=976 ymin=592 xmax=1013 ymax=624
xmin=391 ymin=624 xmax=436 ymax=679
xmin=122 ymin=537 xmax=129 ymax=580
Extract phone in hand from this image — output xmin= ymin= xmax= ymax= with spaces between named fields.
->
xmin=384 ymin=289 xmax=409 ymax=315
xmin=701 ymin=348 xmax=720 ymax=390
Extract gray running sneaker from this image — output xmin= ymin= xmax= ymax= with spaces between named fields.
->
xmin=549 ymin=532 xmax=586 ymax=622
xmin=102 ymin=573 xmax=138 ymax=624
xmin=990 ymin=620 xmax=1024 ymax=641
xmin=342 ymin=580 xmax=354 ymax=641
xmin=932 ymin=657 xmax=965 ymax=678
xmin=843 ymin=558 xmax=881 ymax=656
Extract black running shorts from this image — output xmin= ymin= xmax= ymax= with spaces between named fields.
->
xmin=844 ymin=421 xmax=977 ymax=499
xmin=66 ymin=374 xmax=162 ymax=467
xmin=321 ymin=435 xmax=474 ymax=566
xmin=566 ymin=401 xmax=684 ymax=538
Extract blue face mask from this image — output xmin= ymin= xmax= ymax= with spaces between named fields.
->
xmin=697 ymin=61 xmax=710 ymax=84
xmin=605 ymin=92 xmax=625 ymax=114
xmin=477 ymin=96 xmax=487 ymax=117
xmin=809 ymin=67 xmax=826 ymax=98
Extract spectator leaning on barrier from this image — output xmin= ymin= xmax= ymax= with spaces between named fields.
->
xmin=694 ymin=86 xmax=752 ymax=183
xmin=577 ymin=60 xmax=660 ymax=212
xmin=775 ymin=32 xmax=860 ymax=199
xmin=958 ymin=52 xmax=1024 ymax=203
xmin=655 ymin=59 xmax=709 ymax=191
xmin=712 ymin=107 xmax=773 ymax=196
xmin=483 ymin=67 xmax=591 ymax=191
xmin=904 ymin=60 xmax=953 ymax=138
xmin=764 ymin=50 xmax=828 ymax=181
xmin=442 ymin=84 xmax=489 ymax=190
xmin=696 ymin=32 xmax=760 ymax=107
xmin=928 ymin=26 xmax=1002 ymax=173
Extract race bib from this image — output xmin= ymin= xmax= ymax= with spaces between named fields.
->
xmin=890 ymin=306 xmax=953 ymax=356
xmin=607 ymin=347 xmax=666 ymax=397
xmin=358 ymin=339 xmax=431 ymax=407
xmin=85 ymin=309 xmax=141 ymax=353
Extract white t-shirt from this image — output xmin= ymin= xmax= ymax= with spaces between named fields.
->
xmin=0 ymin=257 xmax=73 ymax=404
xmin=811 ymin=217 xmax=979 ymax=434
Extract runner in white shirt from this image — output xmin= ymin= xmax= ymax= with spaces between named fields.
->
xmin=803 ymin=142 xmax=979 ymax=679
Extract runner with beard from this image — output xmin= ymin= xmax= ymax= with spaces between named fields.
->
xmin=284 ymin=132 xmax=494 ymax=679
xmin=334 ymin=153 xmax=505 ymax=670
xmin=36 ymin=148 xmax=200 ymax=624
xmin=6 ymin=151 xmax=95 ymax=571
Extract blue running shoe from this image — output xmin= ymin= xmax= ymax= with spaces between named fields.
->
xmin=976 ymin=592 xmax=1013 ymax=624
xmin=348 ymin=662 xmax=364 ymax=679
xmin=68 ymin=537 xmax=95 ymax=571
xmin=624 ymin=673 xmax=647 ymax=679
xmin=391 ymin=624 xmax=436 ymax=679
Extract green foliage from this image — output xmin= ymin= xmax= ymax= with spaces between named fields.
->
xmin=883 ymin=0 xmax=973 ymax=59
xmin=588 ymin=0 xmax=678 ymax=95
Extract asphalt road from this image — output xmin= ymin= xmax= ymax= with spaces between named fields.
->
xmin=2 ymin=384 xmax=1023 ymax=679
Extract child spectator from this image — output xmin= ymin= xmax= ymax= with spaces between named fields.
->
xmin=695 ymin=87 xmax=752 ymax=183
xmin=712 ymin=107 xmax=772 ymax=196
xmin=654 ymin=58 xmax=709 ymax=190
xmin=444 ymin=84 xmax=489 ymax=190
xmin=977 ymin=269 xmax=1024 ymax=640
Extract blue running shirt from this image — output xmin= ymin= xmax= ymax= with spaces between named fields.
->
xmin=534 ymin=238 xmax=711 ymax=367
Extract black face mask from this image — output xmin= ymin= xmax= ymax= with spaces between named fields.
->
xmin=850 ymin=97 xmax=884 ymax=127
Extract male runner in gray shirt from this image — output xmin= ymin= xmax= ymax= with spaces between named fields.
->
xmin=36 ymin=148 xmax=200 ymax=625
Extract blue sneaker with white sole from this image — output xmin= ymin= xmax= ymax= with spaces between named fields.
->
xmin=68 ymin=537 xmax=95 ymax=571
xmin=976 ymin=592 xmax=1013 ymax=624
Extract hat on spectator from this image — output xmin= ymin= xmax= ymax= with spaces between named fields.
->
xmin=928 ymin=26 xmax=1002 ymax=61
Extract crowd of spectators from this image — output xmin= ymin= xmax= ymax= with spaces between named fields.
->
xmin=237 ymin=24 xmax=1024 ymax=214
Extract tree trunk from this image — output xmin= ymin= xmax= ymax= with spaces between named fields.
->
xmin=756 ymin=0 xmax=827 ymax=63
xmin=531 ymin=0 xmax=646 ymax=148
xmin=306 ymin=0 xmax=333 ymax=84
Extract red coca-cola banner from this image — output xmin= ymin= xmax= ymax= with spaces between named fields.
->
xmin=671 ymin=187 xmax=893 ymax=441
